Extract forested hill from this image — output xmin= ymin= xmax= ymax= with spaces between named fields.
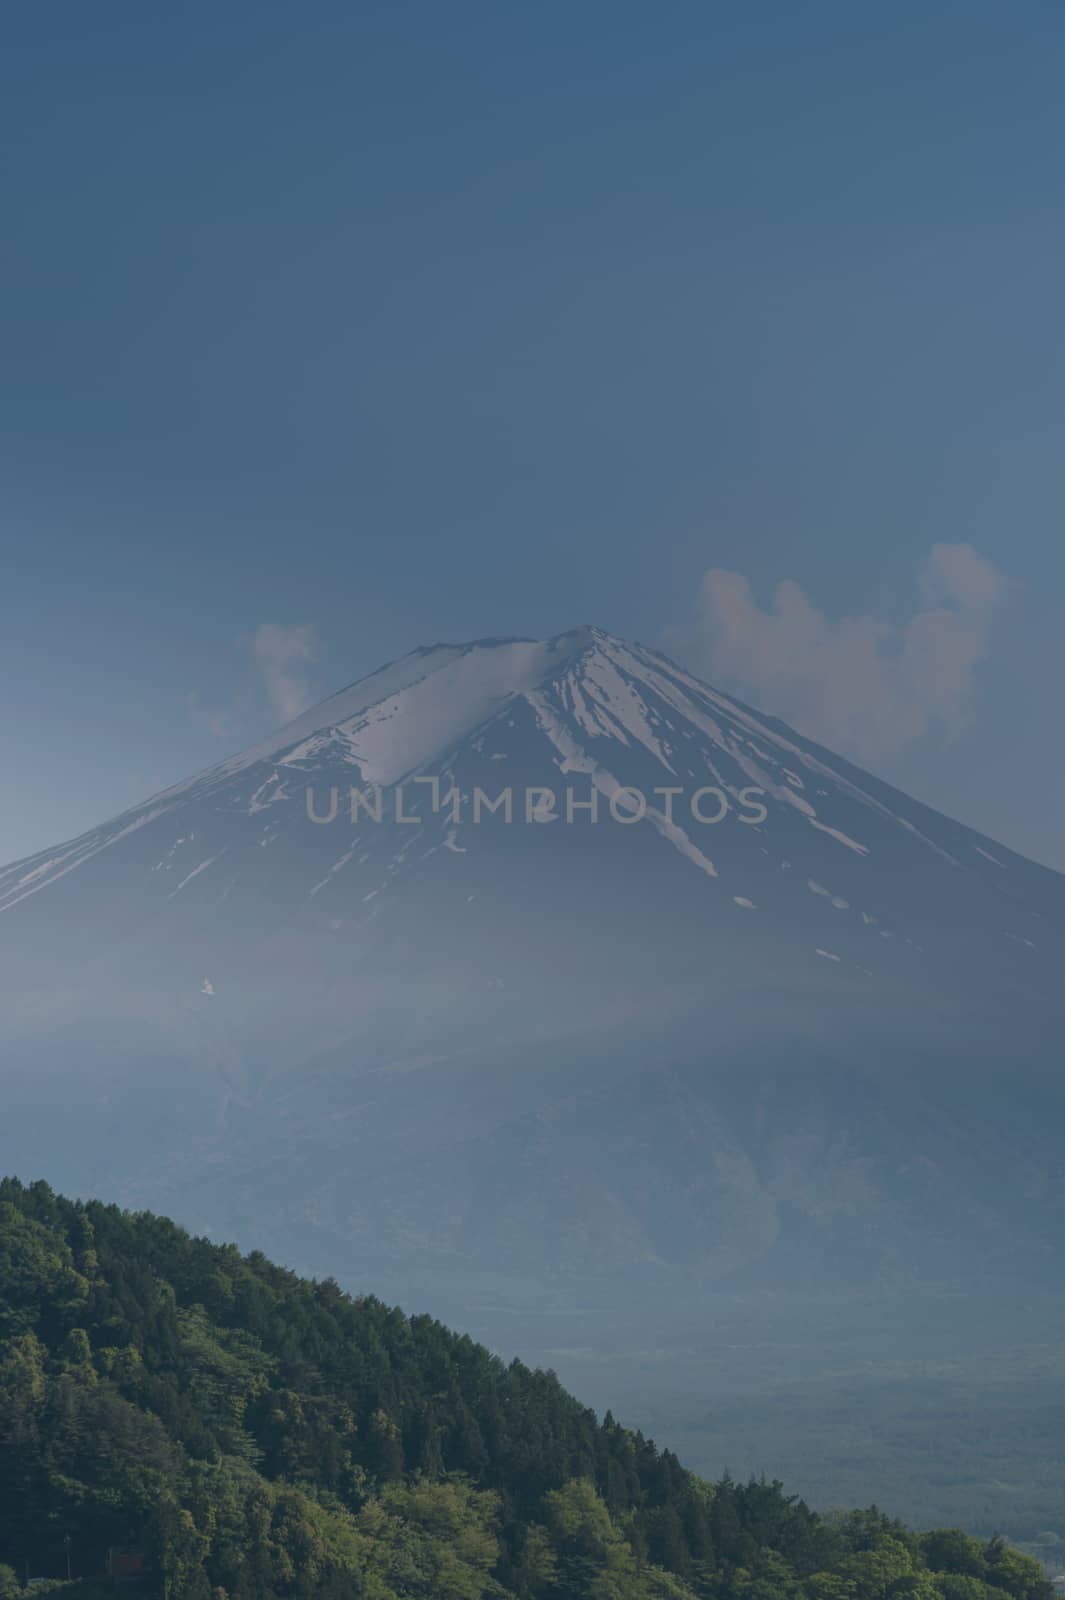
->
xmin=0 ymin=1179 xmax=1053 ymax=1600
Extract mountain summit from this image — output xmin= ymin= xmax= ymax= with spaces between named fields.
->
xmin=0 ymin=628 xmax=1062 ymax=1296
xmin=1 ymin=626 xmax=1060 ymax=1021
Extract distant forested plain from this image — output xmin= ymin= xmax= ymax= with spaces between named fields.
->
xmin=483 ymin=1285 xmax=1065 ymax=1574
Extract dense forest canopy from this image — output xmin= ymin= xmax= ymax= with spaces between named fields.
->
xmin=0 ymin=1177 xmax=1053 ymax=1600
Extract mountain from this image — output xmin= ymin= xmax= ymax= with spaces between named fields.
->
xmin=0 ymin=625 xmax=1063 ymax=1304
xmin=0 ymin=1175 xmax=1055 ymax=1600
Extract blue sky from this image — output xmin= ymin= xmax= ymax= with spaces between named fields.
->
xmin=2 ymin=1 xmax=1063 ymax=867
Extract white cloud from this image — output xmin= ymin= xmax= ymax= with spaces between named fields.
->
xmin=185 ymin=623 xmax=320 ymax=744
xmin=250 ymin=623 xmax=319 ymax=723
xmin=665 ymin=543 xmax=1014 ymax=763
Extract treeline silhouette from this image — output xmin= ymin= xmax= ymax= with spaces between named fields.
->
xmin=0 ymin=1177 xmax=1053 ymax=1600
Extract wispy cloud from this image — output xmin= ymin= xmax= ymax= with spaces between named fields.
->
xmin=665 ymin=543 xmax=1014 ymax=763
xmin=250 ymin=623 xmax=319 ymax=724
xmin=186 ymin=623 xmax=321 ymax=744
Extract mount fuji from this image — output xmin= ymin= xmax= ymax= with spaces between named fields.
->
xmin=1 ymin=626 xmax=1063 ymax=1304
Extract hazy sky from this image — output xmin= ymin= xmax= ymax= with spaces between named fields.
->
xmin=3 ymin=1 xmax=1063 ymax=868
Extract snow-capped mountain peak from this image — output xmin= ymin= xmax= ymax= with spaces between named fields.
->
xmin=0 ymin=626 xmax=1061 ymax=1056
xmin=2 ymin=625 xmax=1063 ymax=1304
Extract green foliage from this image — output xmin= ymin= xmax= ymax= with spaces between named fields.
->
xmin=0 ymin=1177 xmax=1053 ymax=1600
xmin=0 ymin=1199 xmax=88 ymax=1340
